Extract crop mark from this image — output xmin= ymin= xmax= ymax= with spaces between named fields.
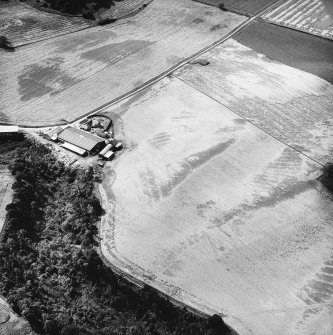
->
xmin=161 ymin=139 xmax=235 ymax=197
xmin=18 ymin=58 xmax=79 ymax=101
xmin=148 ymin=132 xmax=171 ymax=149
xmin=81 ymin=40 xmax=153 ymax=65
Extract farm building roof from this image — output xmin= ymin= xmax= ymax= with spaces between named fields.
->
xmin=45 ymin=126 xmax=63 ymax=138
xmin=58 ymin=127 xmax=104 ymax=152
xmin=0 ymin=126 xmax=18 ymax=133
xmin=61 ymin=142 xmax=87 ymax=156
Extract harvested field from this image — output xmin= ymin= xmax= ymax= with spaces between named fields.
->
xmin=0 ymin=0 xmax=246 ymax=126
xmin=262 ymin=0 xmax=333 ymax=40
xmin=174 ymin=39 xmax=333 ymax=165
xmin=0 ymin=2 xmax=91 ymax=47
xmin=193 ymin=0 xmax=284 ymax=15
xmin=234 ymin=21 xmax=333 ymax=84
xmin=100 ymin=75 xmax=333 ymax=335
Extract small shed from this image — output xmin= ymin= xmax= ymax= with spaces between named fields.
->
xmin=44 ymin=126 xmax=63 ymax=141
xmin=0 ymin=125 xmax=19 ymax=139
xmin=99 ymin=144 xmax=112 ymax=158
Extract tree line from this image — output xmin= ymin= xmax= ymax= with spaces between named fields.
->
xmin=0 ymin=137 xmax=232 ymax=335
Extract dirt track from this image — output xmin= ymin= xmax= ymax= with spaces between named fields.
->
xmin=0 ymin=0 xmax=246 ymax=126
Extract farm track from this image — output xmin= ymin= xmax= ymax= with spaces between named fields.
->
xmin=261 ymin=0 xmax=333 ymax=40
xmin=0 ymin=0 xmax=247 ymax=126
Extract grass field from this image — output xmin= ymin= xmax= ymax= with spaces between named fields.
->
xmin=0 ymin=0 xmax=246 ymax=126
xmin=175 ymin=39 xmax=333 ymax=165
xmin=0 ymin=2 xmax=91 ymax=47
xmin=193 ymin=0 xmax=284 ymax=15
xmin=262 ymin=0 xmax=333 ymax=40
xmin=100 ymin=74 xmax=333 ymax=335
xmin=234 ymin=21 xmax=333 ymax=84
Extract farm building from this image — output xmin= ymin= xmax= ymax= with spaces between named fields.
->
xmin=58 ymin=127 xmax=105 ymax=155
xmin=44 ymin=126 xmax=64 ymax=141
xmin=0 ymin=126 xmax=20 ymax=139
xmin=79 ymin=119 xmax=92 ymax=131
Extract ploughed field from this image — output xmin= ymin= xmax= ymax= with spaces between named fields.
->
xmin=0 ymin=2 xmax=91 ymax=47
xmin=262 ymin=0 xmax=333 ymax=40
xmin=100 ymin=41 xmax=333 ymax=335
xmin=0 ymin=0 xmax=246 ymax=126
xmin=234 ymin=21 xmax=333 ymax=84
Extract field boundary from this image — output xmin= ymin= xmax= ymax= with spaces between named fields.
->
xmin=2 ymin=0 xmax=155 ymax=49
xmin=173 ymin=75 xmax=325 ymax=168
xmin=15 ymin=16 xmax=254 ymax=129
xmin=192 ymin=0 xmax=287 ymax=16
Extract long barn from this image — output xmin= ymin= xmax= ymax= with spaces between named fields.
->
xmin=58 ymin=127 xmax=105 ymax=155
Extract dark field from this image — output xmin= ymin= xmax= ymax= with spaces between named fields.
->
xmin=193 ymin=0 xmax=284 ymax=15
xmin=234 ymin=21 xmax=333 ymax=84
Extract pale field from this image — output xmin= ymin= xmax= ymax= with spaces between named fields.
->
xmin=262 ymin=0 xmax=333 ymax=40
xmin=0 ymin=2 xmax=91 ymax=47
xmin=0 ymin=0 xmax=246 ymax=126
xmin=174 ymin=39 xmax=333 ymax=165
xmin=100 ymin=71 xmax=333 ymax=334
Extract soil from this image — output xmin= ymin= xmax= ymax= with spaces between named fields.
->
xmin=99 ymin=75 xmax=333 ymax=335
xmin=234 ymin=21 xmax=333 ymax=84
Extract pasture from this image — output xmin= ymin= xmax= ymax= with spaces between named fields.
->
xmin=0 ymin=2 xmax=91 ymax=47
xmin=0 ymin=0 xmax=246 ymax=126
xmin=100 ymin=43 xmax=333 ymax=335
xmin=262 ymin=0 xmax=333 ymax=40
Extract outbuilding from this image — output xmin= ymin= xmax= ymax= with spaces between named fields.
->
xmin=58 ymin=127 xmax=105 ymax=155
xmin=0 ymin=125 xmax=20 ymax=139
xmin=44 ymin=126 xmax=63 ymax=141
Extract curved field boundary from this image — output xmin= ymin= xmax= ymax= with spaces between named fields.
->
xmin=261 ymin=0 xmax=333 ymax=40
xmin=95 ymin=0 xmax=154 ymax=20
xmin=0 ymin=2 xmax=92 ymax=47
xmin=96 ymin=184 xmax=248 ymax=335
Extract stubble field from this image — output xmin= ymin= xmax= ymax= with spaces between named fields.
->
xmin=0 ymin=0 xmax=246 ymax=126
xmin=100 ymin=42 xmax=333 ymax=335
xmin=0 ymin=2 xmax=91 ymax=47
xmin=262 ymin=0 xmax=333 ymax=40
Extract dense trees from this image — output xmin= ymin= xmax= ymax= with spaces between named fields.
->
xmin=0 ymin=138 xmax=232 ymax=335
xmin=321 ymin=163 xmax=333 ymax=192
